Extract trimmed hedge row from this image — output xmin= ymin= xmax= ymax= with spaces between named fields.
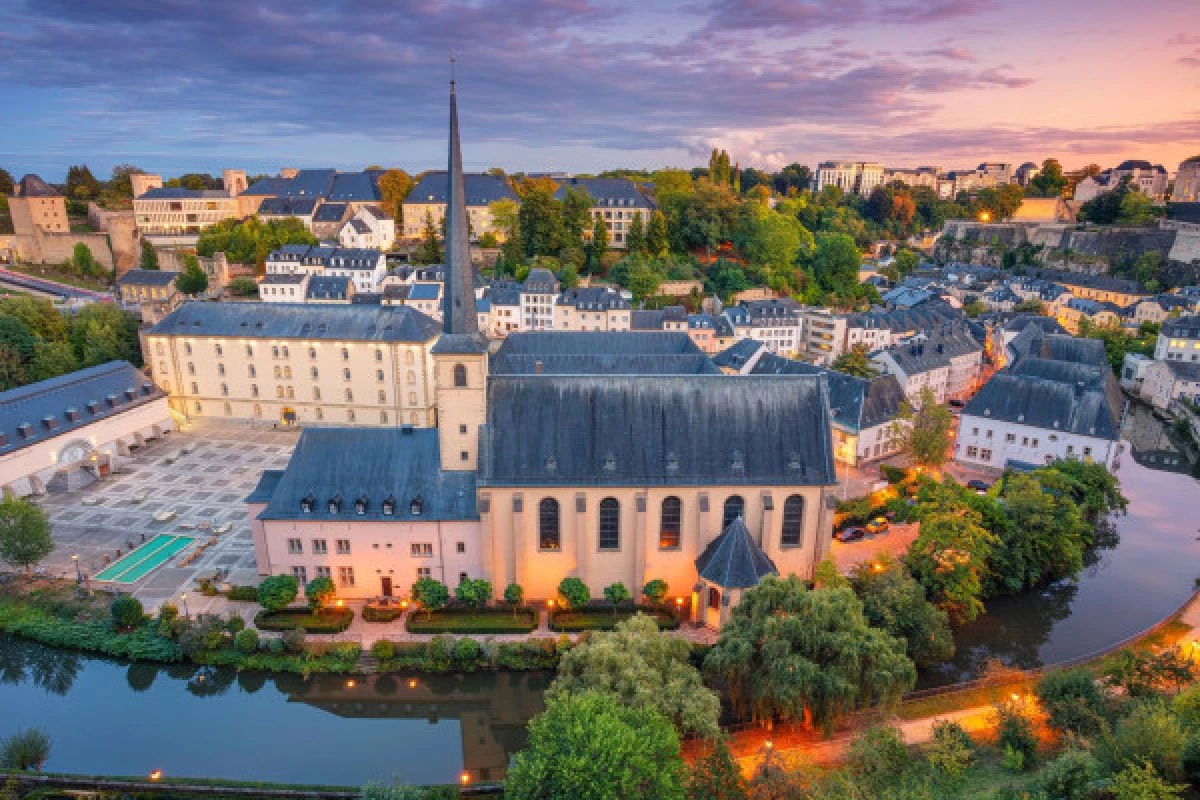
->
xmin=254 ymin=607 xmax=354 ymax=633
xmin=550 ymin=606 xmax=679 ymax=633
xmin=361 ymin=605 xmax=406 ymax=623
xmin=374 ymin=635 xmax=565 ymax=673
xmin=406 ymin=608 xmax=538 ymax=634
xmin=225 ymin=585 xmax=260 ymax=602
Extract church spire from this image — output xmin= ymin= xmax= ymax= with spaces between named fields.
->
xmin=442 ymin=65 xmax=478 ymax=336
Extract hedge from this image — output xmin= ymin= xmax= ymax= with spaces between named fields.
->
xmin=225 ymin=585 xmax=260 ymax=602
xmin=253 ymin=607 xmax=354 ymax=633
xmin=373 ymin=635 xmax=564 ymax=672
xmin=0 ymin=598 xmax=182 ymax=662
xmin=196 ymin=642 xmax=361 ymax=673
xmin=361 ymin=605 xmax=406 ymax=623
xmin=550 ymin=607 xmax=679 ymax=633
xmin=406 ymin=608 xmax=538 ymax=634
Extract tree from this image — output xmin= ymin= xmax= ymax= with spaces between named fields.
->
xmin=1028 ymin=158 xmax=1068 ymax=198
xmin=894 ymin=248 xmax=919 ymax=277
xmin=0 ymin=729 xmax=50 ymax=771
xmin=1108 ymin=761 xmax=1186 ymax=800
xmin=646 ymin=210 xmax=669 ymax=257
xmin=69 ymin=303 xmax=141 ymax=368
xmin=29 ymin=341 xmax=78 ymax=383
xmin=990 ymin=471 xmax=1087 ymax=592
xmin=559 ymin=187 xmax=594 ymax=245
xmin=811 ymin=232 xmax=862 ymax=295
xmin=892 ymin=388 xmax=954 ymax=468
xmin=1100 ymin=702 xmax=1187 ymax=780
xmin=602 ymin=582 xmax=631 ymax=617
xmin=376 ymin=168 xmax=413 ymax=223
xmin=139 ymin=239 xmax=159 ymax=270
xmin=228 ymin=276 xmax=259 ymax=297
xmin=685 ymin=738 xmax=747 ymax=800
xmin=849 ymin=557 xmax=954 ymax=668
xmin=455 ymin=577 xmax=492 ymax=610
xmin=195 ymin=217 xmax=316 ymax=269
xmin=625 ymin=213 xmax=646 ymax=255
xmin=703 ymin=575 xmax=915 ymax=731
xmin=642 ymin=578 xmax=669 ymax=606
xmin=257 ymin=574 xmax=299 ymax=612
xmin=72 ymin=242 xmax=99 ymax=277
xmin=412 ymin=576 xmax=449 ymax=619
xmin=175 ymin=255 xmax=209 ymax=296
xmin=1118 ymin=189 xmax=1157 ymax=226
xmin=110 ymin=595 xmax=144 ymax=631
xmin=305 ymin=576 xmax=336 ymax=612
xmin=905 ymin=481 xmax=997 ymax=623
xmin=550 ymin=613 xmax=721 ymax=738
xmin=963 ymin=298 xmax=988 ymax=318
xmin=0 ymin=497 xmax=54 ymax=574
xmin=557 ymin=576 xmax=590 ymax=611
xmin=503 ymin=582 xmax=524 ymax=618
xmin=416 ymin=211 xmax=442 ymax=265
xmin=1035 ymin=668 xmax=1109 ymax=737
xmin=519 ymin=186 xmax=567 ymax=259
xmin=0 ymin=168 xmax=13 ymax=197
xmin=587 ymin=216 xmax=608 ymax=273
xmin=831 ymin=343 xmax=877 ymax=378
xmin=505 ymin=690 xmax=686 ymax=800
xmin=66 ymin=165 xmax=101 ymax=201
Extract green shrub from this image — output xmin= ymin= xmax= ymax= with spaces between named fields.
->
xmin=371 ymin=639 xmax=396 ymax=661
xmin=557 ymin=577 xmax=590 ymax=610
xmin=927 ymin=721 xmax=973 ymax=786
xmin=0 ymin=728 xmax=51 ymax=770
xmin=451 ymin=637 xmax=482 ymax=668
xmin=257 ymin=574 xmax=298 ymax=612
xmin=426 ymin=635 xmax=453 ymax=670
xmin=995 ymin=700 xmax=1038 ymax=770
xmin=266 ymin=636 xmax=285 ymax=655
xmin=226 ymin=585 xmax=260 ymax=602
xmin=254 ymin=607 xmax=353 ymax=633
xmin=1100 ymin=701 xmax=1186 ymax=780
xmin=880 ymin=464 xmax=908 ymax=484
xmin=406 ymin=608 xmax=538 ymax=634
xmin=362 ymin=605 xmax=406 ymax=623
xmin=642 ymin=579 xmax=669 ymax=606
xmin=110 ymin=595 xmax=143 ymax=630
xmin=1036 ymin=668 xmax=1108 ymax=736
xmin=454 ymin=577 xmax=492 ymax=610
xmin=1173 ymin=684 xmax=1200 ymax=731
xmin=848 ymin=725 xmax=910 ymax=789
xmin=550 ymin=606 xmax=678 ymax=632
xmin=1038 ymin=747 xmax=1100 ymax=799
xmin=282 ymin=626 xmax=306 ymax=654
xmin=234 ymin=628 xmax=259 ymax=654
xmin=176 ymin=614 xmax=228 ymax=656
xmin=1181 ymin=733 xmax=1200 ymax=786
xmin=305 ymin=576 xmax=337 ymax=611
xmin=225 ymin=613 xmax=245 ymax=634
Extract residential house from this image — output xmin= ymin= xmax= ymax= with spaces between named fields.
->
xmin=115 ymin=269 xmax=183 ymax=324
xmin=401 ymin=172 xmax=519 ymax=241
xmin=1154 ymin=315 xmax=1200 ymax=363
xmin=724 ymin=298 xmax=804 ymax=357
xmin=338 ymin=206 xmax=395 ymax=251
xmin=258 ymin=273 xmax=310 ymax=304
xmin=556 ymin=287 xmax=631 ymax=331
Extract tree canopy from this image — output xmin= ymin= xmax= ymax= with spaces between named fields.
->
xmin=0 ymin=497 xmax=54 ymax=573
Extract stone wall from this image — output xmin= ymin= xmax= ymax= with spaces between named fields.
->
xmin=87 ymin=204 xmax=139 ymax=276
xmin=15 ymin=229 xmax=114 ymax=272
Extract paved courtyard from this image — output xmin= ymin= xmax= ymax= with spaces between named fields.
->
xmin=36 ymin=418 xmax=298 ymax=614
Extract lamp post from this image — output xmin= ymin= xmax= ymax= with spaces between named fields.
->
xmin=180 ymin=593 xmax=190 ymax=618
xmin=72 ymin=554 xmax=82 ymax=584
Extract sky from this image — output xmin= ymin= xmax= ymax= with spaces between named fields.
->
xmin=1 ymin=0 xmax=1198 ymax=182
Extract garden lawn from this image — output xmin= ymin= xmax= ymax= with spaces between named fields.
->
xmin=254 ymin=607 xmax=354 ymax=633
xmin=550 ymin=607 xmax=678 ymax=632
xmin=406 ymin=608 xmax=539 ymax=634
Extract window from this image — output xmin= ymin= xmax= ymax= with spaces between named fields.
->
xmin=986 ymin=430 xmax=993 ymax=438
xmin=345 ymin=388 xmax=354 ymax=402
xmin=343 ymin=368 xmax=351 ymax=381
xmin=187 ymin=362 xmax=195 ymax=375
xmin=380 ymin=411 xmax=388 ymax=424
xmin=411 ymin=543 xmax=433 ymax=557
xmin=781 ymin=495 xmax=805 ymax=547
xmin=336 ymin=539 xmax=350 ymax=555
xmin=660 ymin=496 xmax=681 ymax=549
xmin=341 ymin=347 xmax=349 ymax=361
xmin=1032 ymin=438 xmax=1039 ymax=447
xmin=312 ymin=539 xmax=328 ymax=555
xmin=1083 ymin=446 xmax=1092 ymax=457
xmin=1006 ymin=433 xmax=1016 ymax=443
xmin=246 ymin=345 xmax=253 ymax=357
xmin=282 ymin=346 xmax=289 ymax=358
xmin=338 ymin=567 xmax=355 ymax=587
xmin=315 ymin=566 xmax=331 ymax=579
xmin=309 ymin=346 xmax=317 ymax=360
xmin=291 ymin=566 xmax=307 ymax=584
xmin=217 ymin=363 xmax=225 ymax=376
xmin=287 ymin=538 xmax=302 ymax=554
xmin=375 ymin=349 xmax=383 ymax=362
xmin=185 ymin=342 xmax=193 ymax=356
xmin=311 ymin=366 xmax=319 ymax=379
xmin=347 ymin=409 xmax=356 ymax=422
xmin=967 ymin=446 xmax=979 ymax=458
xmin=460 ymin=450 xmax=469 ymax=461
xmin=417 ymin=567 xmax=432 ymax=579
xmin=456 ymin=542 xmax=465 ymax=554
xmin=539 ymin=498 xmax=560 ymax=550
xmin=248 ymin=365 xmax=256 ymax=378
xmin=454 ymin=363 xmax=467 ymax=387
xmin=459 ymin=424 xmax=467 ymax=434
xmin=378 ymin=390 xmax=386 ymax=404
xmin=598 ymin=498 xmax=620 ymax=550
xmin=219 ymin=383 xmax=228 ymax=396
xmin=376 ymin=369 xmax=384 ymax=382
xmin=272 ymin=346 xmax=279 ymax=359
xmin=980 ymin=448 xmax=993 ymax=461
xmin=722 ymin=495 xmax=745 ymax=528
xmin=190 ymin=381 xmax=198 ymax=394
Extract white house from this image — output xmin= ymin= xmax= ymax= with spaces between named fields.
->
xmin=724 ymin=298 xmax=805 ymax=357
xmin=265 ymin=245 xmax=387 ymax=293
xmin=1 ymin=362 xmax=174 ymax=497
xmin=870 ymin=326 xmax=982 ymax=405
xmin=338 ymin=206 xmax=395 ymax=251
xmin=1155 ymin=315 xmax=1200 ymax=363
xmin=1141 ymin=360 xmax=1200 ymax=410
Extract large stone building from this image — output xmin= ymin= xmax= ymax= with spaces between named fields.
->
xmin=401 ymin=172 xmax=519 ymax=241
xmin=242 ymin=83 xmax=839 ymax=626
xmin=9 ymin=175 xmax=116 ymax=271
xmin=1074 ymin=160 xmax=1170 ymax=204
xmin=815 ymin=161 xmax=885 ymax=196
xmin=1173 ymin=156 xmax=1200 ymax=204
xmin=553 ymin=177 xmax=655 ymax=249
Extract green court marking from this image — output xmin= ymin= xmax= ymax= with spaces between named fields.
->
xmin=94 ymin=534 xmax=193 ymax=583
xmin=94 ymin=535 xmax=174 ymax=582
xmin=115 ymin=535 xmax=193 ymax=582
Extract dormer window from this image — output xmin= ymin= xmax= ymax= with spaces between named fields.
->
xmin=328 ymin=494 xmax=342 ymax=514
xmin=410 ymin=495 xmax=424 ymax=516
xmin=355 ymin=495 xmax=368 ymax=515
xmin=382 ymin=495 xmax=396 ymax=516
xmin=665 ymin=452 xmax=679 ymax=473
xmin=603 ymin=453 xmax=616 ymax=472
xmin=301 ymin=493 xmax=315 ymax=513
xmin=544 ymin=455 xmax=557 ymax=473
xmin=731 ymin=450 xmax=745 ymax=471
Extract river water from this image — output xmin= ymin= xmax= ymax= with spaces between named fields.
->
xmin=2 ymin=406 xmax=1197 ymax=780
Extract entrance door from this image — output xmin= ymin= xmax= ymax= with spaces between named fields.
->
xmin=705 ymin=587 xmax=722 ymax=629
xmin=281 ymin=408 xmax=297 ymax=428
xmin=380 ymin=576 xmax=393 ymax=597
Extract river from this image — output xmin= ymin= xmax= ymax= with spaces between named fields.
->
xmin=2 ymin=406 xmax=1198 ymax=780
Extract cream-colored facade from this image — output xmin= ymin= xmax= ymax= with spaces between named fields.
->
xmin=1173 ymin=158 xmax=1200 ymax=203
xmin=401 ymin=202 xmax=501 ymax=240
xmin=134 ymin=191 xmax=242 ymax=235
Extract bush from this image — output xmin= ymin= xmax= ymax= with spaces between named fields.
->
xmin=371 ymin=640 xmax=396 ymax=661
xmin=266 ymin=636 xmax=285 ymax=655
xmin=452 ymin=637 xmax=482 ymax=667
xmin=281 ymin=626 xmax=306 ymax=654
xmin=226 ymin=585 xmax=260 ymax=602
xmin=881 ymin=464 xmax=908 ymax=484
xmin=454 ymin=577 xmax=492 ymax=610
xmin=362 ymin=605 xmax=406 ymax=623
xmin=412 ymin=577 xmax=450 ymax=618
xmin=557 ymin=577 xmax=590 ymax=610
xmin=1182 ymin=733 xmax=1200 ymax=786
xmin=927 ymin=721 xmax=973 ymax=786
xmin=426 ymin=635 xmax=453 ymax=670
xmin=176 ymin=614 xmax=228 ymax=656
xmin=550 ymin=606 xmax=678 ymax=632
xmin=305 ymin=576 xmax=336 ymax=611
xmin=253 ymin=607 xmax=353 ymax=633
xmin=995 ymin=700 xmax=1038 ymax=770
xmin=234 ymin=628 xmax=259 ymax=654
xmin=1173 ymin=684 xmax=1200 ymax=731
xmin=0 ymin=729 xmax=51 ymax=770
xmin=642 ymin=579 xmax=669 ymax=606
xmin=1036 ymin=668 xmax=1108 ymax=736
xmin=110 ymin=595 xmax=143 ymax=631
xmin=258 ymin=574 xmax=298 ymax=612
xmin=848 ymin=725 xmax=910 ymax=788
xmin=1038 ymin=747 xmax=1100 ymax=799
xmin=1101 ymin=701 xmax=1186 ymax=780
xmin=225 ymin=613 xmax=245 ymax=634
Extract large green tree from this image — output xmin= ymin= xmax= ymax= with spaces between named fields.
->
xmin=849 ymin=557 xmax=954 ymax=668
xmin=831 ymin=343 xmax=877 ymax=378
xmin=505 ymin=690 xmax=686 ymax=800
xmin=175 ymin=255 xmax=209 ymax=296
xmin=891 ymin=387 xmax=955 ymax=468
xmin=0 ymin=496 xmax=54 ymax=574
xmin=549 ymin=614 xmax=720 ymax=738
xmin=139 ymin=239 xmax=159 ymax=270
xmin=811 ymin=232 xmax=862 ymax=296
xmin=1028 ymin=158 xmax=1068 ymax=197
xmin=703 ymin=575 xmax=915 ymax=731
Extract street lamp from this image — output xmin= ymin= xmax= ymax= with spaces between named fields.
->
xmin=180 ymin=593 xmax=190 ymax=618
xmin=72 ymin=554 xmax=82 ymax=584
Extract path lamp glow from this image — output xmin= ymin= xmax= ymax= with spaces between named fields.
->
xmin=72 ymin=554 xmax=82 ymax=584
xmin=180 ymin=593 xmax=190 ymax=618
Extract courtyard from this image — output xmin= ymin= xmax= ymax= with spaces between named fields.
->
xmin=34 ymin=418 xmax=298 ymax=615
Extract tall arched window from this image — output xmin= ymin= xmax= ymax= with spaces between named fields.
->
xmin=453 ymin=363 xmax=468 ymax=387
xmin=722 ymin=495 xmax=744 ymax=529
xmin=539 ymin=498 xmax=560 ymax=550
xmin=598 ymin=498 xmax=620 ymax=550
xmin=660 ymin=496 xmax=681 ymax=549
xmin=781 ymin=495 xmax=805 ymax=547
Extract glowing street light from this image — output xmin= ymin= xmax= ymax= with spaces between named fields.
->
xmin=460 ymin=772 xmax=471 ymax=786
xmin=149 ymin=770 xmax=163 ymax=782
xmin=72 ymin=554 xmax=82 ymax=584
xmin=979 ymin=211 xmax=992 ymax=223
xmin=179 ymin=593 xmax=189 ymax=618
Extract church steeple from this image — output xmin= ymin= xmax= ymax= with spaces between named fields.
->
xmin=443 ymin=70 xmax=478 ymax=336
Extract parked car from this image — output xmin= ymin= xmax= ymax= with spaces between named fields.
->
xmin=865 ymin=517 xmax=890 ymax=536
xmin=835 ymin=526 xmax=866 ymax=543
xmin=967 ymin=479 xmax=991 ymax=494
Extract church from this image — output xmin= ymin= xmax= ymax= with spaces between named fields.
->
xmin=245 ymin=83 xmax=839 ymax=628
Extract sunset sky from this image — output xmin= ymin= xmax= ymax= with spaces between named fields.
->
xmin=1 ymin=0 xmax=1198 ymax=181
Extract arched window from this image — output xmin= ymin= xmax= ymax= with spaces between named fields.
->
xmin=781 ymin=495 xmax=805 ymax=547
xmin=660 ymin=496 xmax=681 ymax=549
xmin=722 ymin=495 xmax=744 ymax=529
xmin=539 ymin=498 xmax=560 ymax=550
xmin=598 ymin=498 xmax=620 ymax=550
xmin=453 ymin=363 xmax=468 ymax=388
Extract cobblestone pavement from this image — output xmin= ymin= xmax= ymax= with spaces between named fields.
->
xmin=35 ymin=418 xmax=298 ymax=613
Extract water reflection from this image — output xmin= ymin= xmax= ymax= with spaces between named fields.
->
xmin=0 ymin=636 xmax=82 ymax=695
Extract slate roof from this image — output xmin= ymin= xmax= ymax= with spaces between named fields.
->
xmin=259 ymin=196 xmax=320 ymax=216
xmin=347 ymin=218 xmax=372 ymax=234
xmin=1116 ymin=160 xmax=1166 ymax=173
xmin=1009 ymin=328 xmax=1108 ymax=367
xmin=964 ymin=372 xmax=1121 ymax=440
xmin=1002 ymin=314 xmax=1068 ymax=335
xmin=278 ymin=169 xmax=336 ymax=198
xmin=1030 ymin=268 xmax=1145 ymax=295
xmin=259 ymin=273 xmax=307 ymax=285
xmin=553 ymin=177 xmax=655 ymax=209
xmin=15 ymin=174 xmax=60 ymax=197
xmin=749 ymin=352 xmax=906 ymax=432
xmin=430 ymin=332 xmax=488 ymax=355
xmin=494 ymin=331 xmax=703 ymax=357
xmin=876 ymin=326 xmax=981 ymax=376
xmin=116 ymin=269 xmax=179 ymax=288
xmin=559 ymin=286 xmax=630 ymax=311
xmin=306 ymin=275 xmax=351 ymax=300
xmin=139 ymin=187 xmax=229 ymax=200
xmin=0 ymin=362 xmax=164 ymax=455
xmin=327 ymin=172 xmax=381 ymax=203
xmin=480 ymin=375 xmax=836 ymax=487
xmin=256 ymin=428 xmax=477 ymax=522
xmin=245 ymin=470 xmax=284 ymax=504
xmin=521 ymin=268 xmax=559 ymax=293
xmin=240 ymin=176 xmax=293 ymax=197
xmin=845 ymin=300 xmax=963 ymax=333
xmin=408 ymin=283 xmax=442 ymax=301
xmin=491 ymin=353 xmax=720 ymax=375
xmin=695 ymin=517 xmax=778 ymax=589
xmin=713 ymin=339 xmax=765 ymax=371
xmin=148 ymin=302 xmax=439 ymax=342
xmin=1166 ymin=361 xmax=1200 ymax=382
xmin=405 ymin=172 xmax=519 ymax=206
xmin=1162 ymin=315 xmax=1200 ymax=339
xmin=312 ymin=202 xmax=349 ymax=222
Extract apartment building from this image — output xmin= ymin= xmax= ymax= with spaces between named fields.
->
xmin=1074 ymin=160 xmax=1169 ymax=204
xmin=815 ymin=161 xmax=885 ymax=196
xmin=338 ymin=206 xmax=395 ymax=251
xmin=1155 ymin=315 xmax=1200 ymax=363
xmin=724 ymin=298 xmax=804 ymax=357
xmin=553 ymin=177 xmax=655 ymax=249
xmin=401 ymin=172 xmax=519 ymax=240
xmin=556 ymin=287 xmax=631 ymax=331
xmin=264 ymin=245 xmax=388 ymax=293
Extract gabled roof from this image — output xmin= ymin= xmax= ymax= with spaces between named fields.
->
xmin=0 ymin=362 xmax=164 ymax=455
xmin=480 ymin=375 xmax=836 ymax=487
xmin=148 ymin=301 xmax=439 ymax=342
xmin=405 ymin=171 xmax=519 ymax=206
xmin=1008 ymin=328 xmax=1108 ymax=367
xmin=963 ymin=371 xmax=1121 ymax=440
xmin=259 ymin=196 xmax=320 ymax=216
xmin=491 ymin=330 xmax=714 ymax=375
xmin=559 ymin=286 xmax=629 ymax=310
xmin=553 ymin=177 xmax=656 ymax=209
xmin=494 ymin=331 xmax=703 ymax=357
xmin=256 ymin=428 xmax=477 ymax=522
xmin=328 ymin=172 xmax=381 ymax=203
xmin=306 ymin=275 xmax=351 ymax=300
xmin=713 ymin=338 xmax=765 ymax=371
xmin=695 ymin=517 xmax=777 ymax=589
xmin=749 ymin=352 xmax=905 ymax=432
xmin=1002 ymin=314 xmax=1067 ymax=335
xmin=116 ymin=269 xmax=180 ymax=288
xmin=15 ymin=174 xmax=60 ymax=198
xmin=1162 ymin=315 xmax=1200 ymax=339
xmin=312 ymin=202 xmax=349 ymax=222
